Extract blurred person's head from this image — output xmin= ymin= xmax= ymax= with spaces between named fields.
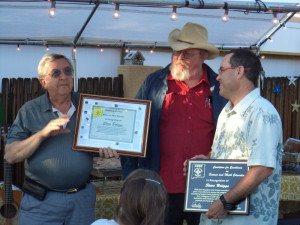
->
xmin=116 ymin=169 xmax=167 ymax=225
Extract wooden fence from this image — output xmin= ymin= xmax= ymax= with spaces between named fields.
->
xmin=0 ymin=75 xmax=299 ymax=186
xmin=261 ymin=76 xmax=300 ymax=142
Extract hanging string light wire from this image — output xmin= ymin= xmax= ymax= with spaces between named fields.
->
xmin=255 ymin=0 xmax=267 ymax=13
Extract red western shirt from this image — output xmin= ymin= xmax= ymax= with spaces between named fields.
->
xmin=160 ymin=66 xmax=214 ymax=193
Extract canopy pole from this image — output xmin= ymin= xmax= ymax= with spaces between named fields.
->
xmin=256 ymin=12 xmax=296 ymax=49
xmin=73 ymin=2 xmax=100 ymax=45
xmin=72 ymin=48 xmax=77 ymax=91
xmin=53 ymin=0 xmax=300 ymax=13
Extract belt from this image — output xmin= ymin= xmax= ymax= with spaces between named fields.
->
xmin=49 ymin=182 xmax=89 ymax=194
xmin=25 ymin=177 xmax=88 ymax=194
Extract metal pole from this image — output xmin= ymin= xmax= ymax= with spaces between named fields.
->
xmin=51 ymin=0 xmax=300 ymax=13
xmin=256 ymin=12 xmax=296 ymax=48
xmin=0 ymin=39 xmax=259 ymax=51
xmin=4 ymin=0 xmax=299 ymax=12
xmin=73 ymin=2 xmax=100 ymax=45
xmin=72 ymin=48 xmax=77 ymax=92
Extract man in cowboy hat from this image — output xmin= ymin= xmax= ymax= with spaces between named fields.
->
xmin=121 ymin=22 xmax=227 ymax=225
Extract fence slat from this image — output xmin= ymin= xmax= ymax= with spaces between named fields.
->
xmin=261 ymin=76 xmax=300 ymax=143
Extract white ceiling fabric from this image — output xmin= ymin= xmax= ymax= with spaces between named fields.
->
xmin=0 ymin=1 xmax=299 ymax=55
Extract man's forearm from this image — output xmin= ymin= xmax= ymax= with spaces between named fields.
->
xmin=5 ymin=131 xmax=45 ymax=164
xmin=223 ymin=166 xmax=273 ymax=204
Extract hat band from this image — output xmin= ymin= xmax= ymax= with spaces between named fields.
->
xmin=178 ymin=39 xmax=194 ymax=45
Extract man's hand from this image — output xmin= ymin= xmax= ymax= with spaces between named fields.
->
xmin=98 ymin=147 xmax=119 ymax=159
xmin=5 ymin=114 xmax=72 ymax=164
xmin=205 ymin=166 xmax=273 ymax=219
xmin=183 ymin=154 xmax=209 ymax=176
xmin=206 ymin=199 xmax=228 ymax=219
xmin=40 ymin=115 xmax=71 ymax=139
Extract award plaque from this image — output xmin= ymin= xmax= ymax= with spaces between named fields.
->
xmin=72 ymin=94 xmax=151 ymax=157
xmin=184 ymin=159 xmax=249 ymax=215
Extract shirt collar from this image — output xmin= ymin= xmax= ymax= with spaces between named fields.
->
xmin=52 ymin=102 xmax=76 ymax=128
xmin=41 ymin=91 xmax=78 ymax=112
xmin=225 ymin=88 xmax=260 ymax=115
xmin=52 ymin=103 xmax=76 ymax=117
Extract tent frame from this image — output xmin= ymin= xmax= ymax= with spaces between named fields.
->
xmin=0 ymin=0 xmax=299 ymax=51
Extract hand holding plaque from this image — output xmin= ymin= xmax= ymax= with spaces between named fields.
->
xmin=184 ymin=159 xmax=250 ymax=215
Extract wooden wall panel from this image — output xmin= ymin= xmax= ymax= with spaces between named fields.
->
xmin=261 ymin=76 xmax=300 ymax=143
xmin=1 ymin=75 xmax=299 ymax=186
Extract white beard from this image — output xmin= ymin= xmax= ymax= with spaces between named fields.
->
xmin=170 ymin=61 xmax=191 ymax=81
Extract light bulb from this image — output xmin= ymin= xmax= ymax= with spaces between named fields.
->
xmin=222 ymin=14 xmax=229 ymax=22
xmin=272 ymin=12 xmax=279 ymax=24
xmin=113 ymin=4 xmax=120 ymax=19
xmin=170 ymin=7 xmax=177 ymax=21
xmin=49 ymin=1 xmax=56 ymax=18
xmin=113 ymin=11 xmax=120 ymax=19
xmin=222 ymin=8 xmax=229 ymax=23
xmin=272 ymin=17 xmax=279 ymax=24
xmin=171 ymin=12 xmax=177 ymax=21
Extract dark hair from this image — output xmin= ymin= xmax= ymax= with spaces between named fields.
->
xmin=226 ymin=49 xmax=263 ymax=87
xmin=116 ymin=169 xmax=167 ymax=225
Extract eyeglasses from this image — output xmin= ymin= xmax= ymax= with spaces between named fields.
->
xmin=173 ymin=51 xmax=200 ymax=59
xmin=48 ymin=68 xmax=73 ymax=78
xmin=218 ymin=67 xmax=239 ymax=74
xmin=218 ymin=66 xmax=251 ymax=74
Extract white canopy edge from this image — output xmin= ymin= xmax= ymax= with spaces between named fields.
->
xmin=1 ymin=0 xmax=300 ymax=56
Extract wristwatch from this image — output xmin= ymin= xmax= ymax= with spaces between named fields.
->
xmin=220 ymin=195 xmax=237 ymax=210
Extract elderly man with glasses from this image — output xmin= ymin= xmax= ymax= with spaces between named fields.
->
xmin=5 ymin=53 xmax=119 ymax=225
xmin=121 ymin=22 xmax=227 ymax=225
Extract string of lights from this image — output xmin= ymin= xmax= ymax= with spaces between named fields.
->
xmin=1 ymin=1 xmax=299 ymax=54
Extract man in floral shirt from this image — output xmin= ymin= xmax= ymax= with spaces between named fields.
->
xmin=188 ymin=49 xmax=283 ymax=225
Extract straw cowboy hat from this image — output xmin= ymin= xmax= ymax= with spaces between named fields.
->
xmin=168 ymin=22 xmax=219 ymax=60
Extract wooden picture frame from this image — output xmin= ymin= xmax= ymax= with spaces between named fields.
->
xmin=72 ymin=94 xmax=151 ymax=157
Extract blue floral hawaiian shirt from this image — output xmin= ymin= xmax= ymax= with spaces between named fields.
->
xmin=200 ymin=88 xmax=283 ymax=225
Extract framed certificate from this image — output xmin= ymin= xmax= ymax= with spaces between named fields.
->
xmin=184 ymin=159 xmax=249 ymax=215
xmin=72 ymin=94 xmax=151 ymax=157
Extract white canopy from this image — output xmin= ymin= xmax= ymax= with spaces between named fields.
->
xmin=0 ymin=0 xmax=300 ymax=54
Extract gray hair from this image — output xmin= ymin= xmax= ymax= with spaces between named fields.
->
xmin=37 ymin=53 xmax=73 ymax=78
